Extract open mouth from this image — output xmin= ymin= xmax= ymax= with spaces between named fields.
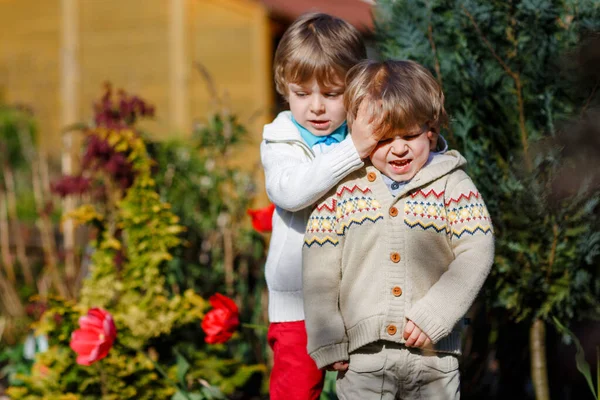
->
xmin=309 ymin=120 xmax=331 ymax=130
xmin=389 ymin=159 xmax=412 ymax=172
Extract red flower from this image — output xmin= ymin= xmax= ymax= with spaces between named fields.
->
xmin=201 ymin=293 xmax=239 ymax=344
xmin=247 ymin=203 xmax=276 ymax=233
xmin=70 ymin=308 xmax=117 ymax=366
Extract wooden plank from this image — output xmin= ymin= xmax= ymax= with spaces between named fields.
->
xmin=169 ymin=0 xmax=189 ymax=134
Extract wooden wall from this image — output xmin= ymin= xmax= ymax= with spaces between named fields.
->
xmin=0 ymin=0 xmax=62 ymax=154
xmin=0 ymin=0 xmax=273 ymax=188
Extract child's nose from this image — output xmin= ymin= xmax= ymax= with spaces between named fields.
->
xmin=310 ymin=96 xmax=325 ymax=114
xmin=391 ymin=139 xmax=408 ymax=154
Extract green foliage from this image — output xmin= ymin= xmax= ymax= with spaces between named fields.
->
xmin=0 ymin=107 xmax=39 ymax=222
xmin=320 ymin=371 xmax=338 ymax=400
xmin=0 ymin=343 xmax=31 ymax=387
xmin=553 ymin=317 xmax=599 ymax=399
xmin=0 ymin=106 xmax=37 ymax=171
xmin=7 ymin=100 xmax=267 ymax=397
xmin=148 ymin=114 xmax=269 ymax=382
xmin=374 ymin=0 xmax=600 ymax=325
xmin=149 ymin=117 xmax=265 ymax=296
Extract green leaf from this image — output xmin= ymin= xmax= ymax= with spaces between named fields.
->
xmin=175 ymin=350 xmax=191 ymax=386
xmin=172 ymin=390 xmax=203 ymax=400
xmin=553 ymin=317 xmax=598 ymax=399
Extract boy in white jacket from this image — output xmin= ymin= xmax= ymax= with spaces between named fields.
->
xmin=260 ymin=12 xmax=377 ymax=400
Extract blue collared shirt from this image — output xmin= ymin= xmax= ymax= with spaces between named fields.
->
xmin=292 ymin=116 xmax=348 ymax=148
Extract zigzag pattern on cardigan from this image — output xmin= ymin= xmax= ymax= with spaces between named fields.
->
xmin=305 ymin=184 xmax=383 ymax=247
xmin=405 ymin=188 xmax=492 ymax=238
xmin=337 ymin=214 xmax=384 ymax=236
xmin=303 ymin=236 xmax=339 ymax=247
xmin=451 ymin=224 xmax=493 ymax=238
xmin=404 ymin=219 xmax=449 ymax=234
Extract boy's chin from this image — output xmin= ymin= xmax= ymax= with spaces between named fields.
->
xmin=385 ymin=170 xmax=416 ymax=183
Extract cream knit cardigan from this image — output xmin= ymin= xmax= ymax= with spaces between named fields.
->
xmin=302 ymin=151 xmax=495 ymax=369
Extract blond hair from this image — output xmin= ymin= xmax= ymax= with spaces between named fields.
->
xmin=345 ymin=60 xmax=448 ymax=139
xmin=273 ymin=13 xmax=366 ymax=98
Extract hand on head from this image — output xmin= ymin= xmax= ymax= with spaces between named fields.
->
xmin=350 ymin=102 xmax=380 ymax=159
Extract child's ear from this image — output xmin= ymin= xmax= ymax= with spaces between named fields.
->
xmin=428 ymin=130 xmax=439 ymax=151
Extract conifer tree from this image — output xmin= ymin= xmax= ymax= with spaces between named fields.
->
xmin=374 ymin=1 xmax=600 ymax=398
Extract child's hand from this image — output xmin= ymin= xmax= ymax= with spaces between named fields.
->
xmin=403 ymin=320 xmax=432 ymax=349
xmin=325 ymin=361 xmax=349 ymax=371
xmin=350 ymin=103 xmax=379 ymax=159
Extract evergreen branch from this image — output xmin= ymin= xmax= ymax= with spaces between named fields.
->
xmin=461 ymin=5 xmax=532 ymax=171
xmin=515 ymin=77 xmax=532 ymax=171
xmin=426 ymin=2 xmax=443 ymax=87
xmin=461 ymin=6 xmax=517 ymax=80
xmin=426 ymin=0 xmax=458 ymax=149
xmin=546 ymin=223 xmax=559 ymax=281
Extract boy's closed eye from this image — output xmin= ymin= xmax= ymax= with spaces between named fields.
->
xmin=378 ymin=132 xmax=424 ymax=144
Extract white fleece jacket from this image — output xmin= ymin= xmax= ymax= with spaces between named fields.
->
xmin=260 ymin=111 xmax=364 ymax=322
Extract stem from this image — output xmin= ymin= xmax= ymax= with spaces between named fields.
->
xmin=145 ymin=352 xmax=190 ymax=396
xmin=424 ymin=0 xmax=459 ymax=150
xmin=530 ymin=319 xmax=550 ymax=400
xmin=99 ymin=364 xmax=108 ymax=397
xmin=17 ymin=126 xmax=67 ymax=296
xmin=0 ymin=270 xmax=25 ymax=317
xmin=581 ymin=81 xmax=599 ymax=118
xmin=546 ymin=223 xmax=559 ymax=281
xmin=426 ymin=1 xmax=442 ymax=87
xmin=32 ymin=152 xmax=68 ymax=298
xmin=223 ymin=227 xmax=234 ymax=296
xmin=241 ymin=323 xmax=268 ymax=331
xmin=61 ymin=130 xmax=78 ymax=291
xmin=117 ymin=342 xmax=190 ymax=396
xmin=4 ymin=163 xmax=34 ymax=285
xmin=0 ymin=187 xmax=15 ymax=282
xmin=462 ymin=5 xmax=532 ymax=171
xmin=596 ymin=346 xmax=600 ymax=399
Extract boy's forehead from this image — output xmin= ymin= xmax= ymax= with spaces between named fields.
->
xmin=378 ymin=124 xmax=429 ymax=139
xmin=288 ymin=79 xmax=344 ymax=89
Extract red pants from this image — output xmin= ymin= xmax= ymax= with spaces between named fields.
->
xmin=268 ymin=321 xmax=325 ymax=400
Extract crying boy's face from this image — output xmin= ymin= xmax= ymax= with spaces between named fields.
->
xmin=369 ymin=124 xmax=434 ymax=183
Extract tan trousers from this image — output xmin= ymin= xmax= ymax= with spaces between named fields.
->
xmin=336 ymin=341 xmax=460 ymax=400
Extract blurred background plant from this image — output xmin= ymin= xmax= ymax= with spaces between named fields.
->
xmin=375 ymin=1 xmax=600 ymax=399
xmin=0 ymin=77 xmax=270 ymax=399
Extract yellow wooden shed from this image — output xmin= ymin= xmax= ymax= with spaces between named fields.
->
xmin=0 ymin=0 xmax=273 ymax=154
xmin=0 ymin=0 xmax=372 ymax=204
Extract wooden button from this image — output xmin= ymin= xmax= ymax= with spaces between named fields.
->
xmin=390 ymin=252 xmax=401 ymax=263
xmin=367 ymin=172 xmax=377 ymax=182
xmin=387 ymin=324 xmax=397 ymax=335
xmin=389 ymin=207 xmax=398 ymax=217
xmin=392 ymin=286 xmax=403 ymax=297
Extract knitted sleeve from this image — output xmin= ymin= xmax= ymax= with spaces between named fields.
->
xmin=261 ymin=136 xmax=363 ymax=212
xmin=302 ymin=192 xmax=348 ymax=369
xmin=406 ymin=171 xmax=494 ymax=343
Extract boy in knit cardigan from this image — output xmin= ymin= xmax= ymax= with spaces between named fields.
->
xmin=260 ymin=13 xmax=381 ymax=400
xmin=303 ymin=60 xmax=495 ymax=399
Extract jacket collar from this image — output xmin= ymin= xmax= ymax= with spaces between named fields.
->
xmin=263 ymin=111 xmax=302 ymax=142
xmin=291 ymin=116 xmax=348 ymax=147
xmin=365 ymin=150 xmax=467 ymax=205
